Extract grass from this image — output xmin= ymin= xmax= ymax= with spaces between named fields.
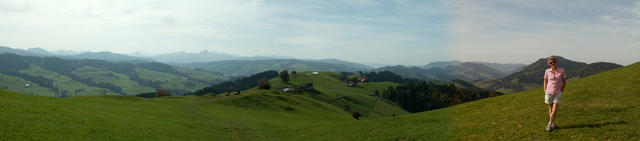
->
xmin=299 ymin=62 xmax=640 ymax=140
xmin=268 ymin=72 xmax=408 ymax=118
xmin=72 ymin=66 xmax=155 ymax=94
xmin=174 ymin=67 xmax=228 ymax=83
xmin=0 ymin=62 xmax=638 ymax=140
xmin=19 ymin=64 xmax=115 ymax=96
xmin=134 ymin=67 xmax=209 ymax=92
xmin=0 ymin=73 xmax=56 ymax=95
xmin=0 ymin=89 xmax=351 ymax=140
xmin=0 ymin=64 xmax=228 ymax=96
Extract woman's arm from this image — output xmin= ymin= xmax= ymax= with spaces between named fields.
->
xmin=544 ymin=78 xmax=548 ymax=92
xmin=561 ymin=78 xmax=566 ymax=91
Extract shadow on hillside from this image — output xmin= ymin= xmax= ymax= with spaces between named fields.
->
xmin=558 ymin=121 xmax=627 ymax=130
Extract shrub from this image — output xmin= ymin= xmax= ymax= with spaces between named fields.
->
xmin=154 ymin=89 xmax=172 ymax=98
xmin=258 ymin=80 xmax=271 ymax=90
xmin=352 ymin=110 xmax=361 ymax=120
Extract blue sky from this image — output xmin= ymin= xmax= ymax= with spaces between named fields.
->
xmin=0 ymin=0 xmax=639 ymax=65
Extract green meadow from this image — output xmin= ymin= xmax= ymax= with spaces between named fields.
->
xmin=1 ymin=62 xmax=638 ymax=140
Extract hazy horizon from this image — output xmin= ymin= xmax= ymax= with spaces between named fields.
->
xmin=1 ymin=0 xmax=639 ymax=66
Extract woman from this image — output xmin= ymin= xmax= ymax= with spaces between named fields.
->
xmin=544 ymin=56 xmax=566 ymax=131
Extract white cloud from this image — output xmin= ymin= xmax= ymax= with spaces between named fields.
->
xmin=0 ymin=0 xmax=450 ymax=65
xmin=448 ymin=0 xmax=640 ymax=65
xmin=2 ymin=0 xmax=636 ymax=65
xmin=0 ymin=0 xmax=269 ymax=54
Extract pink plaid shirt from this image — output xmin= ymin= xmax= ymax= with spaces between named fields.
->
xmin=544 ymin=68 xmax=566 ymax=94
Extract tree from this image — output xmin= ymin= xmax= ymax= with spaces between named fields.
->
xmin=280 ymin=70 xmax=290 ymax=82
xmin=154 ymin=89 xmax=172 ymax=98
xmin=291 ymin=70 xmax=297 ymax=74
xmin=258 ymin=79 xmax=271 ymax=90
xmin=343 ymin=104 xmax=351 ymax=111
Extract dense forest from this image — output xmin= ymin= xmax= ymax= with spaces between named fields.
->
xmin=381 ymin=82 xmax=501 ymax=113
xmin=192 ymin=70 xmax=279 ymax=96
xmin=362 ymin=71 xmax=501 ymax=113
xmin=361 ymin=70 xmax=421 ymax=84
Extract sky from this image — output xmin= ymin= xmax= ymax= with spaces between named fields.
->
xmin=0 ymin=0 xmax=639 ymax=66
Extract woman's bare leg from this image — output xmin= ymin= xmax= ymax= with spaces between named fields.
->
xmin=548 ymin=104 xmax=552 ymax=116
xmin=549 ymin=104 xmax=559 ymax=123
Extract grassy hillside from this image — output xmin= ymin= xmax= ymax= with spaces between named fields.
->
xmin=0 ymin=53 xmax=228 ymax=96
xmin=267 ymin=72 xmax=408 ymax=118
xmin=20 ymin=64 xmax=115 ymax=96
xmin=0 ymin=62 xmax=638 ymax=140
xmin=0 ymin=89 xmax=351 ymax=140
xmin=300 ymin=62 xmax=640 ymax=140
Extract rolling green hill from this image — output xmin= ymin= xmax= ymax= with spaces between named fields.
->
xmin=266 ymin=71 xmax=408 ymax=118
xmin=0 ymin=89 xmax=351 ymax=140
xmin=0 ymin=62 xmax=638 ymax=140
xmin=300 ymin=61 xmax=640 ymax=140
xmin=0 ymin=53 xmax=228 ymax=96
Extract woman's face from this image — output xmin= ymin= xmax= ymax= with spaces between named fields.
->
xmin=548 ymin=60 xmax=557 ymax=68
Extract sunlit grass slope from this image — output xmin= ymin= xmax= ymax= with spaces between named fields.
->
xmin=299 ymin=62 xmax=640 ymax=140
xmin=0 ymin=90 xmax=350 ymax=140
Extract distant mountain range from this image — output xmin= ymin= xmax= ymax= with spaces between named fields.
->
xmin=149 ymin=50 xmax=292 ymax=63
xmin=419 ymin=60 xmax=525 ymax=74
xmin=375 ymin=61 xmax=526 ymax=82
xmin=67 ymin=52 xmax=154 ymax=63
xmin=0 ymin=46 xmax=154 ymax=63
xmin=0 ymin=46 xmax=50 ymax=57
xmin=0 ymin=46 xmax=372 ymax=68
xmin=175 ymin=59 xmax=374 ymax=76
xmin=0 ymin=53 xmax=228 ymax=96
xmin=476 ymin=56 xmax=622 ymax=93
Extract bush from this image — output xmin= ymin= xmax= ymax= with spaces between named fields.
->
xmin=154 ymin=89 xmax=172 ymax=98
xmin=352 ymin=110 xmax=361 ymax=120
xmin=258 ymin=81 xmax=271 ymax=90
xmin=136 ymin=92 xmax=155 ymax=98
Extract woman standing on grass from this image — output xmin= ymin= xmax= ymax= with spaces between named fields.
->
xmin=544 ymin=56 xmax=566 ymax=131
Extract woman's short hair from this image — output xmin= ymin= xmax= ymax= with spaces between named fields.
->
xmin=547 ymin=56 xmax=557 ymax=63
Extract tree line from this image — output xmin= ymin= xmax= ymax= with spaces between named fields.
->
xmin=192 ymin=70 xmax=279 ymax=96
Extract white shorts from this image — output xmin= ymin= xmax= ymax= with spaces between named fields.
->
xmin=545 ymin=92 xmax=562 ymax=104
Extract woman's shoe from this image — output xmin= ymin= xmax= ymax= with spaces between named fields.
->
xmin=551 ymin=122 xmax=557 ymax=130
xmin=546 ymin=123 xmax=552 ymax=131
